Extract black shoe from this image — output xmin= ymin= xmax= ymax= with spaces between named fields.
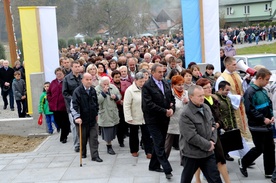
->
xmin=119 ymin=143 xmax=125 ymax=147
xmin=265 ymin=174 xmax=272 ymax=178
xmin=165 ymin=173 xmax=173 ymax=179
xmin=26 ymin=114 xmax=32 ymax=117
xmin=61 ymin=139 xmax=67 ymax=143
xmin=57 ymin=128 xmax=60 ymax=133
xmin=92 ymin=157 xmax=103 ymax=162
xmin=149 ymin=168 xmax=164 ymax=173
xmin=11 ymin=108 xmax=14 ymax=111
xmin=238 ymin=158 xmax=248 ymax=177
xmin=75 ymin=146 xmax=80 ymax=152
xmin=249 ymin=162 xmax=255 ymax=166
xmin=271 ymin=178 xmax=276 ymax=183
xmin=225 ymin=154 xmax=234 ymax=161
xmin=107 ymin=145 xmax=116 ymax=155
xmin=82 ymin=154 xmax=87 ymax=158
xmin=3 ymin=105 xmax=7 ymax=110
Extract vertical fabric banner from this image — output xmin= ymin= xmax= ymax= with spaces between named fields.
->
xmin=19 ymin=7 xmax=42 ymax=115
xmin=181 ymin=0 xmax=202 ymax=67
xmin=38 ymin=7 xmax=59 ymax=82
xmin=19 ymin=6 xmax=59 ymax=114
xmin=181 ymin=0 xmax=220 ymax=71
xmin=203 ymin=0 xmax=220 ymax=72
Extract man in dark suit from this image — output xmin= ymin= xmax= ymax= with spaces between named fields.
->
xmin=0 ymin=60 xmax=15 ymax=110
xmin=142 ymin=63 xmax=175 ymax=180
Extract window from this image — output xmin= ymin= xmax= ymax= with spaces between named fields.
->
xmin=265 ymin=4 xmax=268 ymax=11
xmin=227 ymin=7 xmax=233 ymax=15
xmin=244 ymin=5 xmax=250 ymax=14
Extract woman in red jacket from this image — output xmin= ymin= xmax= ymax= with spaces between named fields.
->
xmin=47 ymin=67 xmax=70 ymax=143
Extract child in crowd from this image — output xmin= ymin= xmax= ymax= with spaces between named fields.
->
xmin=39 ymin=82 xmax=59 ymax=134
xmin=12 ymin=71 xmax=27 ymax=118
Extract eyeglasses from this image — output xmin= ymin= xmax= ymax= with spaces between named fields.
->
xmin=202 ymin=86 xmax=212 ymax=90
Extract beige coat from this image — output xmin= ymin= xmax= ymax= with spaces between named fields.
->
xmin=95 ymin=84 xmax=121 ymax=127
xmin=123 ymin=82 xmax=145 ymax=125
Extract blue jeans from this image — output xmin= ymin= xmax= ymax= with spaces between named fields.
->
xmin=45 ymin=114 xmax=58 ymax=134
xmin=255 ymin=36 xmax=259 ymax=44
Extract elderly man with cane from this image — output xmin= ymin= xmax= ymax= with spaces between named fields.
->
xmin=71 ymin=73 xmax=103 ymax=163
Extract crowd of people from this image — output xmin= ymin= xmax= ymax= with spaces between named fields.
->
xmin=1 ymin=31 xmax=276 ymax=182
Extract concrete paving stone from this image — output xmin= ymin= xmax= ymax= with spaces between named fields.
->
xmin=108 ymin=177 xmax=134 ymax=183
xmin=60 ymin=178 xmax=109 ymax=183
xmin=3 ymin=162 xmax=28 ymax=170
xmin=25 ymin=162 xmax=50 ymax=169
xmin=31 ymin=157 xmax=54 ymax=163
xmin=12 ymin=167 xmax=67 ymax=183
xmin=0 ymin=170 xmax=22 ymax=183
xmin=61 ymin=165 xmax=113 ymax=180
xmin=0 ymin=164 xmax=6 ymax=170
xmin=133 ymin=176 xmax=160 ymax=183
xmin=0 ymin=158 xmax=12 ymax=165
xmin=110 ymin=163 xmax=159 ymax=177
xmin=10 ymin=158 xmax=33 ymax=164
xmin=48 ymin=160 xmax=72 ymax=168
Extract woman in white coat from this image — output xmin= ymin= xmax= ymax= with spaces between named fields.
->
xmin=123 ymin=72 xmax=152 ymax=158
xmin=165 ymin=75 xmax=189 ymax=158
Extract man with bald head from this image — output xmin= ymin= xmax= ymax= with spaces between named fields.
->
xmin=71 ymin=73 xmax=103 ymax=162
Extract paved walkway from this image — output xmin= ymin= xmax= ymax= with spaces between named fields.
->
xmin=0 ymin=131 xmax=273 ymax=183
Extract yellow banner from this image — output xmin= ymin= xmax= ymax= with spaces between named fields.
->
xmin=19 ymin=7 xmax=42 ymax=114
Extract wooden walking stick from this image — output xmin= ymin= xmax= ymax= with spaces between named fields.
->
xmin=79 ymin=123 xmax=82 ymax=167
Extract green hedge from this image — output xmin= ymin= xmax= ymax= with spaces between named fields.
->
xmin=58 ymin=38 xmax=67 ymax=50
xmin=0 ymin=42 xmax=6 ymax=60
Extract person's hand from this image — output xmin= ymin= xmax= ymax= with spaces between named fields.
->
xmin=110 ymin=94 xmax=116 ymax=100
xmin=103 ymin=85 xmax=109 ymax=93
xmin=264 ymin=118 xmax=272 ymax=125
xmin=208 ymin=141 xmax=215 ymax=151
xmin=166 ymin=109 xmax=173 ymax=117
xmin=4 ymin=82 xmax=10 ymax=86
xmin=271 ymin=117 xmax=275 ymax=124
xmin=75 ymin=118 xmax=82 ymax=124
xmin=183 ymin=97 xmax=189 ymax=104
xmin=216 ymin=123 xmax=220 ymax=129
xmin=96 ymin=116 xmax=98 ymax=122
xmin=128 ymin=120 xmax=133 ymax=123
xmin=21 ymin=95 xmax=26 ymax=100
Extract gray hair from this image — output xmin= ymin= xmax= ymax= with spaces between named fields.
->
xmin=99 ymin=76 xmax=110 ymax=85
xmin=139 ymin=69 xmax=149 ymax=75
xmin=151 ymin=63 xmax=163 ymax=73
xmin=119 ymin=65 xmax=127 ymax=71
xmin=134 ymin=72 xmax=144 ymax=80
xmin=188 ymin=85 xmax=203 ymax=96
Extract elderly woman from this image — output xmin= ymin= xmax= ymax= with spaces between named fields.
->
xmin=47 ymin=67 xmax=70 ymax=143
xmin=123 ymin=72 xmax=152 ymax=158
xmin=165 ymin=75 xmax=188 ymax=158
xmin=86 ymin=64 xmax=99 ymax=87
xmin=195 ymin=78 xmax=230 ymax=183
xmin=95 ymin=76 xmax=121 ymax=155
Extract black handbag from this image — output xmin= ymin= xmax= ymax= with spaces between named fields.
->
xmin=220 ymin=129 xmax=243 ymax=152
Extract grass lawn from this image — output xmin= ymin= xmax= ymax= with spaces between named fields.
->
xmin=236 ymin=42 xmax=276 ymax=55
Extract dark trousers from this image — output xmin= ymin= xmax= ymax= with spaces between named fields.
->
xmin=15 ymin=99 xmax=26 ymax=118
xmin=241 ymin=130 xmax=275 ymax=175
xmin=53 ymin=111 xmax=70 ymax=142
xmin=165 ymin=134 xmax=177 ymax=158
xmin=181 ymin=154 xmax=222 ymax=183
xmin=117 ymin=110 xmax=128 ymax=145
xmin=76 ymin=123 xmax=99 ymax=159
xmin=147 ymin=123 xmax=172 ymax=174
xmin=129 ymin=124 xmax=152 ymax=154
xmin=1 ymin=88 xmax=14 ymax=109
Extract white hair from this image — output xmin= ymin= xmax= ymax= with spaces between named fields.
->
xmin=119 ymin=65 xmax=127 ymax=71
xmin=99 ymin=76 xmax=110 ymax=85
xmin=144 ymin=53 xmax=151 ymax=58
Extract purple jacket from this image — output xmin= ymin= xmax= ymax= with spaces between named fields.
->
xmin=47 ymin=79 xmax=67 ymax=112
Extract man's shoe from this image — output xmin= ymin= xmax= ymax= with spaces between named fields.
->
xmin=149 ymin=168 xmax=164 ymax=173
xmin=271 ymin=178 xmax=276 ymax=183
xmin=225 ymin=154 xmax=234 ymax=161
xmin=131 ymin=152 xmax=139 ymax=157
xmin=3 ymin=105 xmax=7 ymax=110
xmin=165 ymin=173 xmax=173 ymax=179
xmin=238 ymin=158 xmax=248 ymax=177
xmin=11 ymin=108 xmax=14 ymax=111
xmin=75 ymin=146 xmax=80 ymax=152
xmin=249 ymin=162 xmax=255 ymax=166
xmin=92 ymin=157 xmax=103 ymax=162
xmin=265 ymin=174 xmax=272 ymax=178
xmin=119 ymin=143 xmax=125 ymax=147
xmin=61 ymin=139 xmax=67 ymax=143
xmin=82 ymin=154 xmax=87 ymax=158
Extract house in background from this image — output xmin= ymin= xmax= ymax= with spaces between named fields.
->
xmin=219 ymin=0 xmax=276 ymax=26
xmin=146 ymin=8 xmax=182 ymax=35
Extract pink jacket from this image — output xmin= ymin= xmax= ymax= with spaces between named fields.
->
xmin=47 ymin=79 xmax=67 ymax=112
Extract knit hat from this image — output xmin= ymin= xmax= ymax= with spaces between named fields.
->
xmin=226 ymin=40 xmax=232 ymax=45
